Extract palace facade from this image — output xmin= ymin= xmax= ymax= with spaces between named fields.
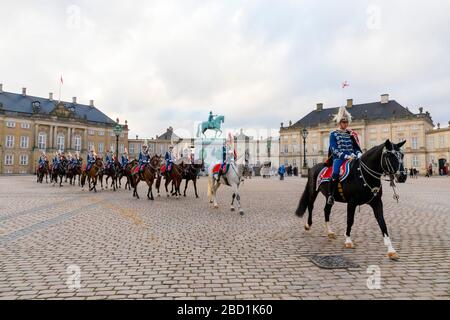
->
xmin=279 ymin=94 xmax=450 ymax=175
xmin=0 ymin=84 xmax=128 ymax=174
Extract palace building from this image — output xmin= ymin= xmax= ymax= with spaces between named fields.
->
xmin=280 ymin=94 xmax=450 ymax=175
xmin=0 ymin=84 xmax=129 ymax=174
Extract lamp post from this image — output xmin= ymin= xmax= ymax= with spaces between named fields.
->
xmin=113 ymin=118 xmax=123 ymax=159
xmin=301 ymin=128 xmax=309 ymax=177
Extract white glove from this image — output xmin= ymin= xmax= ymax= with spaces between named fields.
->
xmin=357 ymin=152 xmax=362 ymax=159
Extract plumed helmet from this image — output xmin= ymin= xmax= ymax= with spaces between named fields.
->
xmin=333 ymin=106 xmax=353 ymax=124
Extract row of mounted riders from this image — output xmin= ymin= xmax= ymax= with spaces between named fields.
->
xmin=36 ymin=155 xmax=203 ymax=200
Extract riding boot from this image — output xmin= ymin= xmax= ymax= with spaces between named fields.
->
xmin=327 ymin=178 xmax=338 ymax=205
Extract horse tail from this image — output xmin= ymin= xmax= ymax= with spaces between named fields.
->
xmin=295 ymin=181 xmax=310 ymax=217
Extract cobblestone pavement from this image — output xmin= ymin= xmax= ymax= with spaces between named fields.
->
xmin=0 ymin=175 xmax=449 ymax=300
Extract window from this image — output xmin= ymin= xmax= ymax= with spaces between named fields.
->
xmin=88 ymin=129 xmax=94 ymax=135
xmin=6 ymin=121 xmax=16 ymax=128
xmin=21 ymin=122 xmax=30 ymax=129
xmin=5 ymin=154 xmax=13 ymax=165
xmin=56 ymin=134 xmax=65 ymax=151
xmin=98 ymin=142 xmax=104 ymax=153
xmin=284 ymin=145 xmax=288 ymax=154
xmin=383 ymin=127 xmax=389 ymax=133
xmin=322 ymin=137 xmax=329 ymax=152
xmin=38 ymin=133 xmax=47 ymax=150
xmin=412 ymin=156 xmax=419 ymax=167
xmin=110 ymin=131 xmax=115 ymax=137
xmin=439 ymin=136 xmax=445 ymax=148
xmin=119 ymin=144 xmax=124 ymax=154
xmin=73 ymin=135 xmax=81 ymax=151
xmin=411 ymin=125 xmax=419 ymax=131
xmin=312 ymin=144 xmax=318 ymax=153
xmin=20 ymin=155 xmax=28 ymax=165
xmin=88 ymin=141 xmax=94 ymax=151
xmin=6 ymin=135 xmax=14 ymax=148
xmin=129 ymin=144 xmax=135 ymax=154
xmin=98 ymin=130 xmax=105 ymax=136
xmin=427 ymin=137 xmax=434 ymax=149
xmin=411 ymin=137 xmax=418 ymax=150
xmin=397 ymin=126 xmax=405 ymax=132
xmin=20 ymin=136 xmax=29 ymax=148
xmin=312 ymin=158 xmax=318 ymax=166
xmin=369 ymin=128 xmax=377 ymax=133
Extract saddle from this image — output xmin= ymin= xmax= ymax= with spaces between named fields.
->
xmin=317 ymin=160 xmax=352 ymax=188
xmin=212 ymin=163 xmax=230 ymax=175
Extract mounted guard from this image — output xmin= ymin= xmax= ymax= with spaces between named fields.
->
xmin=327 ymin=106 xmax=362 ymax=205
xmin=138 ymin=143 xmax=150 ymax=176
xmin=105 ymin=150 xmax=114 ymax=169
xmin=86 ymin=147 xmax=97 ymax=172
xmin=38 ymin=152 xmax=47 ymax=169
xmin=121 ymin=148 xmax=129 ymax=168
xmin=165 ymin=145 xmax=176 ymax=173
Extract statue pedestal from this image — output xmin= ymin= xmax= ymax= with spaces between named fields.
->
xmin=301 ymin=166 xmax=309 ymax=178
xmin=194 ymin=137 xmax=225 ymax=171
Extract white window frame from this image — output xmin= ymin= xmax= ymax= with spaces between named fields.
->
xmin=98 ymin=130 xmax=105 ymax=136
xmin=6 ymin=135 xmax=14 ymax=148
xmin=73 ymin=135 xmax=82 ymax=152
xmin=129 ymin=144 xmax=135 ymax=154
xmin=56 ymin=134 xmax=65 ymax=151
xmin=20 ymin=154 xmax=28 ymax=165
xmin=88 ymin=141 xmax=94 ymax=151
xmin=5 ymin=154 xmax=14 ymax=165
xmin=21 ymin=122 xmax=30 ymax=129
xmin=98 ymin=142 xmax=104 ymax=153
xmin=38 ymin=132 xmax=47 ymax=150
xmin=20 ymin=136 xmax=29 ymax=148
xmin=119 ymin=144 xmax=124 ymax=154
xmin=88 ymin=129 xmax=94 ymax=135
xmin=6 ymin=121 xmax=16 ymax=128
xmin=411 ymin=137 xmax=418 ymax=150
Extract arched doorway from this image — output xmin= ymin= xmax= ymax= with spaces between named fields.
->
xmin=438 ymin=158 xmax=447 ymax=175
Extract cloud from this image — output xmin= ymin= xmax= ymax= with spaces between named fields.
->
xmin=1 ymin=0 xmax=449 ymax=138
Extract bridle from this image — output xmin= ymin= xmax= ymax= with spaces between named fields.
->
xmin=358 ymin=147 xmax=403 ymax=203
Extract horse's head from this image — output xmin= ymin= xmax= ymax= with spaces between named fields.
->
xmin=150 ymin=154 xmax=162 ymax=168
xmin=382 ymin=139 xmax=406 ymax=176
xmin=95 ymin=157 xmax=103 ymax=167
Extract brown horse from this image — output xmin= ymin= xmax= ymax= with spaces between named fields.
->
xmin=81 ymin=157 xmax=103 ymax=192
xmin=36 ymin=160 xmax=49 ymax=183
xmin=118 ymin=159 xmax=137 ymax=190
xmin=68 ymin=159 xmax=83 ymax=186
xmin=156 ymin=162 xmax=184 ymax=198
xmin=131 ymin=155 xmax=162 ymax=200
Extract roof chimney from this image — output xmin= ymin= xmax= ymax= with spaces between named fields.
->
xmin=437 ymin=123 xmax=441 ymax=129
xmin=316 ymin=103 xmax=323 ymax=111
xmin=136 ymin=135 xmax=138 ymax=140
xmin=72 ymin=97 xmax=77 ymax=104
xmin=347 ymin=99 xmax=353 ymax=108
xmin=280 ymin=122 xmax=284 ymax=128
xmin=381 ymin=94 xmax=389 ymax=104
xmin=448 ymin=121 xmax=450 ymax=128
xmin=89 ymin=100 xmax=94 ymax=107
xmin=0 ymin=83 xmax=3 ymax=93
xmin=22 ymin=87 xmax=27 ymax=96
xmin=49 ymin=92 xmax=53 ymax=101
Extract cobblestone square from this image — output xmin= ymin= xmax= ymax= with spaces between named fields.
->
xmin=0 ymin=175 xmax=449 ymax=300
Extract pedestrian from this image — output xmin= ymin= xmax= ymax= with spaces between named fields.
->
xmin=278 ymin=165 xmax=286 ymax=180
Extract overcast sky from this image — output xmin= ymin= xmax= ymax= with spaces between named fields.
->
xmin=1 ymin=0 xmax=449 ymax=138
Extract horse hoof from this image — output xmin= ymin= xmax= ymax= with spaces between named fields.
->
xmin=388 ymin=252 xmax=400 ymax=260
xmin=239 ymin=210 xmax=244 ymax=215
xmin=214 ymin=204 xmax=219 ymax=209
xmin=304 ymin=224 xmax=311 ymax=231
xmin=230 ymin=207 xmax=235 ymax=212
xmin=327 ymin=232 xmax=336 ymax=239
xmin=345 ymin=242 xmax=355 ymax=249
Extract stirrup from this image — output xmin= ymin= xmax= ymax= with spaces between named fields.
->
xmin=327 ymin=196 xmax=335 ymax=205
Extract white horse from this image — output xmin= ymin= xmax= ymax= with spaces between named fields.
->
xmin=207 ymin=160 xmax=245 ymax=215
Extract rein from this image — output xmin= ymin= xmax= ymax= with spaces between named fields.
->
xmin=358 ymin=147 xmax=402 ymax=204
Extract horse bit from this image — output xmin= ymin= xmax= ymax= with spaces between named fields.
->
xmin=358 ymin=148 xmax=402 ymax=203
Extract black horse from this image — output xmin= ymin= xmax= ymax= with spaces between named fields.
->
xmin=51 ymin=159 xmax=67 ymax=187
xmin=295 ymin=140 xmax=406 ymax=260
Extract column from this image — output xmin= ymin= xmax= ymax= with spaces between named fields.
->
xmin=54 ymin=125 xmax=58 ymax=150
xmin=35 ymin=123 xmax=39 ymax=148
xmin=67 ymin=127 xmax=72 ymax=150
xmin=49 ymin=126 xmax=54 ymax=149
xmin=83 ymin=129 xmax=88 ymax=152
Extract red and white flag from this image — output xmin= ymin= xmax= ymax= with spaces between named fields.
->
xmin=342 ymin=81 xmax=349 ymax=89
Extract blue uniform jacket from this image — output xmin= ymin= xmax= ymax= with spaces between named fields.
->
xmin=329 ymin=130 xmax=362 ymax=161
xmin=138 ymin=152 xmax=150 ymax=165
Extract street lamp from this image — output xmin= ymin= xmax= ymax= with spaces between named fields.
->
xmin=301 ymin=128 xmax=309 ymax=177
xmin=113 ymin=118 xmax=123 ymax=159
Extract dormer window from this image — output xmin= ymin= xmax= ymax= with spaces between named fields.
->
xmin=32 ymin=101 xmax=41 ymax=113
